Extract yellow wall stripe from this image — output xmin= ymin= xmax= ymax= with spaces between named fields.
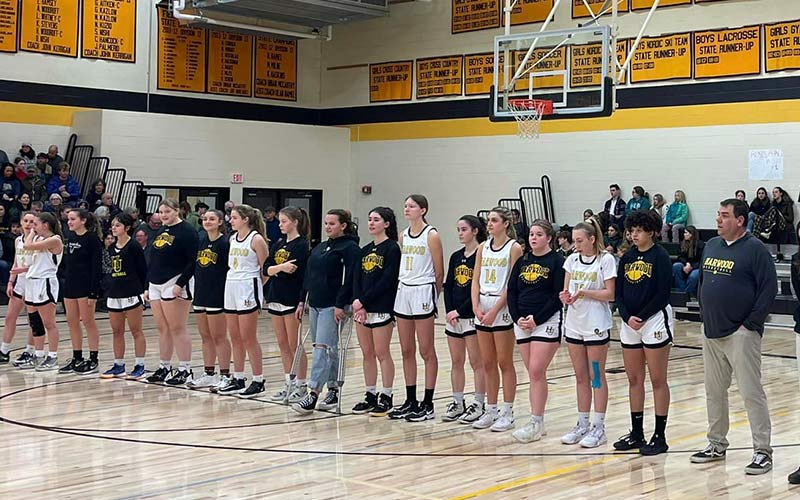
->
xmin=350 ymin=99 xmax=800 ymax=141
xmin=0 ymin=101 xmax=89 ymax=127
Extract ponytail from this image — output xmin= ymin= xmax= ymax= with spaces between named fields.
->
xmin=36 ymin=212 xmax=62 ymax=239
xmin=280 ymin=206 xmax=312 ymax=243
xmin=328 ymin=208 xmax=358 ymax=237
xmin=490 ymin=206 xmax=517 ymax=242
xmin=369 ymin=206 xmax=398 ymax=241
xmin=574 ymin=217 xmax=605 ymax=256
xmin=459 ymin=215 xmax=487 ymax=243
xmin=233 ymin=204 xmax=266 ymax=241
xmin=71 ymin=208 xmax=101 ymax=239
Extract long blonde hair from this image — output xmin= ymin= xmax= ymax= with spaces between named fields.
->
xmin=490 ymin=206 xmax=516 ymax=242
xmin=574 ymin=217 xmax=605 ymax=256
xmin=675 ymin=190 xmax=686 ymax=203
xmin=233 ymin=204 xmax=266 ymax=241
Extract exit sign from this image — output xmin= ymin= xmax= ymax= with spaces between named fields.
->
xmin=231 ymin=173 xmax=244 ymax=184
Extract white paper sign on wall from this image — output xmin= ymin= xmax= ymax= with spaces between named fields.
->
xmin=748 ymin=149 xmax=783 ymax=181
xmin=231 ymin=173 xmax=244 ymax=184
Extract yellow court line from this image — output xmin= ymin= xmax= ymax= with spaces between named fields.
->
xmin=327 ymin=473 xmax=445 ymax=500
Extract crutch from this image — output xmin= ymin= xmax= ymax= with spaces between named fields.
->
xmin=288 ymin=293 xmax=310 ymax=389
xmin=336 ymin=313 xmax=355 ymax=414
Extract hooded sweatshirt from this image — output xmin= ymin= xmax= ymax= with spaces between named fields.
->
xmin=302 ymin=233 xmax=360 ymax=309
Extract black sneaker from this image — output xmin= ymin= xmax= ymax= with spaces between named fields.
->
xmin=317 ymin=388 xmax=339 ymax=411
xmin=58 ymin=358 xmax=83 ymax=374
xmin=352 ymin=392 xmax=378 ymax=414
xmin=146 ymin=366 xmax=171 ymax=384
xmin=218 ymin=377 xmax=246 ymax=395
xmin=0 ymin=350 xmax=9 ymax=363
xmin=613 ymin=432 xmax=646 ymax=451
xmin=291 ymin=392 xmax=319 ymax=415
xmin=237 ymin=380 xmax=266 ymax=399
xmin=788 ymin=466 xmax=800 ymax=484
xmin=640 ymin=434 xmax=669 ymax=456
xmin=75 ymin=359 xmax=99 ymax=375
xmin=744 ymin=452 xmax=773 ymax=475
xmin=12 ymin=351 xmax=33 ymax=367
xmin=406 ymin=402 xmax=435 ymax=422
xmin=690 ymin=444 xmax=726 ymax=463
xmin=165 ymin=369 xmax=193 ymax=386
xmin=370 ymin=393 xmax=393 ymax=417
xmin=388 ymin=400 xmax=417 ymax=420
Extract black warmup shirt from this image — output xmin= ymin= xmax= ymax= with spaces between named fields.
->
xmin=507 ymin=250 xmax=565 ymax=324
xmin=353 ymin=239 xmax=401 ymax=314
xmin=302 ymin=234 xmax=360 ymax=309
xmin=147 ymin=220 xmax=198 ymax=286
xmin=265 ymin=236 xmax=309 ymax=306
xmin=63 ymin=231 xmax=103 ymax=298
xmin=107 ymin=239 xmax=148 ymax=298
xmin=616 ymin=244 xmax=672 ymax=323
xmin=194 ymin=233 xmax=229 ymax=308
xmin=443 ymin=248 xmax=477 ymax=319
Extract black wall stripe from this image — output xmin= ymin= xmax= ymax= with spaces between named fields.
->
xmin=2 ymin=76 xmax=800 ymax=127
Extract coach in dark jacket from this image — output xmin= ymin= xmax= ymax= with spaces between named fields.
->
xmin=603 ymin=183 xmax=627 ymax=230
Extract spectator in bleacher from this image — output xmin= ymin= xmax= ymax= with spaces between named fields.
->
xmin=626 ymin=186 xmax=651 ymax=214
xmin=86 ymin=179 xmax=105 ymax=208
xmin=672 ymin=225 xmax=704 ymax=298
xmin=46 ymin=145 xmax=63 ymax=178
xmin=31 ymin=200 xmax=43 ymax=216
xmin=21 ymin=164 xmax=46 ymax=202
xmin=94 ymin=205 xmax=111 ymax=235
xmin=604 ymin=223 xmax=623 ymax=253
xmin=651 ymin=193 xmax=667 ymax=220
xmin=13 ymin=157 xmax=27 ymax=181
xmin=556 ymin=229 xmax=573 ymax=258
xmin=123 ymin=206 xmax=144 ymax=232
xmin=769 ymin=187 xmax=795 ymax=262
xmin=35 ymin=153 xmax=49 ymax=178
xmin=616 ymin=228 xmax=633 ymax=258
xmin=0 ymin=164 xmax=21 ymax=206
xmin=18 ymin=143 xmax=35 ymax=169
xmin=748 ymin=187 xmax=770 ymax=233
xmin=47 ymin=163 xmax=80 ymax=204
xmin=76 ymin=199 xmax=90 ymax=210
xmin=735 ymin=190 xmax=747 ymax=202
xmin=179 ymin=200 xmax=201 ymax=231
xmin=511 ymin=208 xmax=528 ymax=247
xmin=195 ymin=201 xmax=209 ymax=218
xmin=142 ymin=212 xmax=162 ymax=243
xmin=134 ymin=228 xmax=152 ymax=267
xmin=264 ymin=206 xmax=281 ymax=244
xmin=583 ymin=209 xmax=594 ymax=221
xmin=0 ymin=148 xmax=7 ymax=166
xmin=10 ymin=192 xmax=31 ymax=221
xmin=100 ymin=192 xmax=121 ymax=218
xmin=0 ymin=205 xmax=10 ymax=235
xmin=58 ymin=205 xmax=72 ymax=237
xmin=661 ymin=190 xmax=688 ymax=242
xmin=45 ymin=192 xmax=63 ymax=215
xmin=1 ymin=219 xmax=19 ymax=270
xmin=603 ymin=184 xmax=627 ymax=229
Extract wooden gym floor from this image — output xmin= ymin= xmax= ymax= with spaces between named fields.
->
xmin=1 ymin=308 xmax=799 ymax=499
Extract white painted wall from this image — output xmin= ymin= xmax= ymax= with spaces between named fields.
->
xmin=351 ymin=122 xmax=800 ymax=253
xmin=0 ymin=124 xmax=70 ymax=162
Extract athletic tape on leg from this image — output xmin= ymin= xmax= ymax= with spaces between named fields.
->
xmin=591 ymin=361 xmax=601 ymax=389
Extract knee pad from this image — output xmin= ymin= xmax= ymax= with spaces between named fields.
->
xmin=29 ymin=311 xmax=45 ymax=337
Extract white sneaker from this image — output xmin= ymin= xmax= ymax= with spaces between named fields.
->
xmin=442 ymin=400 xmax=466 ymax=422
xmin=187 ymin=373 xmax=219 ymax=389
xmin=561 ymin=424 xmax=590 ymax=445
xmin=472 ymin=409 xmax=498 ymax=429
xmin=579 ymin=425 xmax=607 ymax=448
xmin=288 ymin=384 xmax=308 ymax=403
xmin=271 ymin=383 xmax=290 ymax=403
xmin=458 ymin=402 xmax=484 ymax=424
xmin=490 ymin=411 xmax=515 ymax=432
xmin=210 ymin=375 xmax=231 ymax=393
xmin=512 ymin=420 xmax=546 ymax=443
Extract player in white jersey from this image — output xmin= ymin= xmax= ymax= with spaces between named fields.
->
xmin=559 ymin=217 xmax=616 ymax=449
xmin=470 ymin=207 xmax=522 ymax=432
xmin=218 ymin=205 xmax=269 ymax=398
xmin=22 ymin=212 xmax=64 ymax=371
xmin=0 ymin=213 xmax=43 ymax=367
xmin=390 ymin=195 xmax=444 ymax=422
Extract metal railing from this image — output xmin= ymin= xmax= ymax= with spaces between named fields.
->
xmin=82 ymin=157 xmax=109 ymax=198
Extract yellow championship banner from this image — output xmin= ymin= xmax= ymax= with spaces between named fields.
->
xmin=452 ymin=0 xmax=500 ymax=34
xmin=207 ymin=31 xmax=253 ymax=97
xmin=630 ymin=32 xmax=692 ymax=83
xmin=572 ymin=0 xmax=628 ymax=19
xmin=764 ymin=20 xmax=800 ymax=72
xmin=464 ymin=52 xmax=506 ymax=96
xmin=0 ymin=0 xmax=18 ymax=53
xmin=157 ymin=8 xmax=206 ymax=93
xmin=20 ymin=0 xmax=79 ymax=57
xmin=569 ymin=40 xmax=628 ymax=88
xmin=82 ymin=0 xmax=137 ymax=63
xmin=694 ymin=25 xmax=761 ymax=79
xmin=631 ymin=0 xmax=690 ymax=10
xmin=504 ymin=0 xmax=554 ymax=26
xmin=416 ymin=56 xmax=463 ymax=99
xmin=369 ymin=60 xmax=413 ymax=102
xmin=515 ymin=47 xmax=566 ymax=90
xmin=254 ymin=37 xmax=297 ymax=101
xmin=617 ymin=39 xmax=628 ymax=84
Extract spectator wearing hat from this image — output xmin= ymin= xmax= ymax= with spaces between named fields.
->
xmin=264 ymin=205 xmax=280 ymax=244
xmin=35 ymin=152 xmax=49 ymax=179
xmin=46 ymin=162 xmax=80 ymax=204
xmin=18 ymin=143 xmax=35 ymax=169
xmin=21 ymin=164 xmax=47 ymax=202
xmin=46 ymin=145 xmax=63 ymax=178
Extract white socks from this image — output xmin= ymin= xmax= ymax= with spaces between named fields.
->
xmin=453 ymin=392 xmax=464 ymax=404
xmin=578 ymin=412 xmax=590 ymax=428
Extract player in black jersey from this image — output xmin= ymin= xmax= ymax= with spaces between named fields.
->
xmin=508 ymin=220 xmax=565 ymax=443
xmin=614 ymin=209 xmax=673 ymax=455
xmin=442 ymin=215 xmax=487 ymax=424
xmin=100 ymin=214 xmax=148 ymax=380
xmin=188 ymin=210 xmax=231 ymax=391
xmin=145 ymin=199 xmax=199 ymax=386
xmin=351 ymin=207 xmax=401 ymax=416
xmin=264 ymin=206 xmax=311 ymax=403
xmin=59 ymin=209 xmax=103 ymax=375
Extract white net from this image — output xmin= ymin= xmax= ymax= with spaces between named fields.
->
xmin=508 ymin=99 xmax=548 ymax=140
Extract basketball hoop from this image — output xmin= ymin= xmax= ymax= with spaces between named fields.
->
xmin=508 ymin=99 xmax=553 ymax=140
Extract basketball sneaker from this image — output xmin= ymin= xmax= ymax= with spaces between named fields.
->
xmin=442 ymin=400 xmax=466 ymax=422
xmin=238 ymin=380 xmax=266 ymax=399
xmin=17 ymin=354 xmax=39 ymax=370
xmin=458 ymin=402 xmax=485 ymax=424
xmin=146 ymin=366 xmax=171 ymax=384
xmin=288 ymin=383 xmax=308 ymax=403
xmin=210 ymin=375 xmax=231 ymax=393
xmin=472 ymin=409 xmax=498 ymax=430
xmin=12 ymin=351 xmax=33 ymax=368
xmin=370 ymin=393 xmax=393 ymax=417
xmin=490 ymin=410 xmax=515 ymax=432
xmin=271 ymin=383 xmax=290 ymax=403
xmin=512 ymin=419 xmax=546 ymax=443
xmin=292 ymin=392 xmax=319 ymax=415
xmin=100 ymin=363 xmax=127 ymax=379
xmin=352 ymin=392 xmax=378 ymax=414
xmin=639 ymin=434 xmax=669 ymax=456
xmin=613 ymin=432 xmax=646 ymax=451
xmin=75 ymin=359 xmax=99 ymax=375
xmin=579 ymin=425 xmax=607 ymax=448
xmin=788 ymin=466 xmax=800 ymax=484
xmin=317 ymin=388 xmax=339 ymax=411
xmin=165 ymin=369 xmax=193 ymax=386
xmin=218 ymin=377 xmax=246 ymax=395
xmin=58 ymin=358 xmax=83 ymax=374
xmin=406 ymin=402 xmax=435 ymax=422
xmin=387 ymin=400 xmax=417 ymax=420
xmin=0 ymin=350 xmax=9 ymax=363
xmin=127 ymin=364 xmax=147 ymax=380
xmin=35 ymin=355 xmax=59 ymax=372
xmin=187 ymin=373 xmax=219 ymax=389
xmin=561 ymin=423 xmax=590 ymax=445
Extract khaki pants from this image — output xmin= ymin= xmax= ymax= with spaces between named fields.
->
xmin=703 ymin=328 xmax=772 ymax=455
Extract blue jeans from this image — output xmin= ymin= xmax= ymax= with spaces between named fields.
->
xmin=672 ymin=262 xmax=700 ymax=295
xmin=309 ymin=306 xmax=340 ymax=393
xmin=746 ymin=212 xmax=756 ymax=233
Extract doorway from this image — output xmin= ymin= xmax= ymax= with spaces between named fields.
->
xmin=243 ymin=188 xmax=323 ymax=245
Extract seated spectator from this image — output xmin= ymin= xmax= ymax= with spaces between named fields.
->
xmin=617 ymin=228 xmax=633 ymax=258
xmin=603 ymin=183 xmax=627 ymax=229
xmin=755 ymin=186 xmax=795 ymax=261
xmin=124 ymin=206 xmax=144 ymax=232
xmin=35 ymin=153 xmax=49 ymax=178
xmin=650 ymin=193 xmax=667 ymax=220
xmin=45 ymin=192 xmax=63 ymax=214
xmin=134 ymin=228 xmax=152 ymax=266
xmin=46 ymin=162 xmax=80 ymax=204
xmin=10 ymin=192 xmax=31 ymax=221
xmin=735 ymin=190 xmax=746 ymax=202
xmin=18 ymin=143 xmax=35 ymax=169
xmin=0 ymin=148 xmax=7 ymax=166
xmin=100 ymin=192 xmax=121 ymax=218
xmin=556 ymin=229 xmax=573 ymax=258
xmin=511 ymin=208 xmax=528 ymax=246
xmin=604 ymin=223 xmax=623 ymax=253
xmin=142 ymin=212 xmax=162 ymax=242
xmin=626 ymin=185 xmax=651 ymax=214
xmin=0 ymin=164 xmax=21 ymax=207
xmin=13 ymin=157 xmax=27 ymax=181
xmin=660 ymin=190 xmax=688 ymax=242
xmin=86 ymin=179 xmax=106 ymax=208
xmin=0 ymin=227 xmax=8 ymax=287
xmin=46 ymin=145 xmax=63 ymax=178
xmin=583 ymin=208 xmax=594 ymax=221
xmin=672 ymin=225 xmax=704 ymax=298
xmin=747 ymin=187 xmax=770 ymax=233
xmin=58 ymin=205 xmax=71 ymax=237
xmin=179 ymin=200 xmax=201 ymax=230
xmin=1 ymin=219 xmax=19 ymax=268
xmin=95 ymin=206 xmax=111 ymax=235
xmin=0 ymin=204 xmax=10 ymax=234
xmin=31 ymin=200 xmax=44 ymax=216
xmin=21 ymin=164 xmax=47 ymax=202
xmin=76 ymin=199 xmax=90 ymax=210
